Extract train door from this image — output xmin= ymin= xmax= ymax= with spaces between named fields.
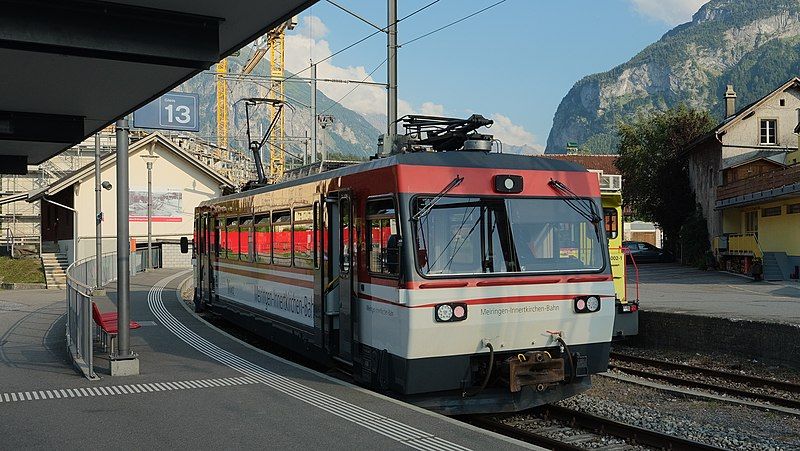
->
xmin=202 ymin=213 xmax=214 ymax=304
xmin=333 ymin=191 xmax=356 ymax=363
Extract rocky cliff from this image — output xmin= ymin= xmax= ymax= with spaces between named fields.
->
xmin=546 ymin=0 xmax=800 ymax=154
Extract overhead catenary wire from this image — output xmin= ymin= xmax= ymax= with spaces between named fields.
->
xmin=283 ymin=0 xmax=445 ymax=83
xmin=319 ymin=57 xmax=388 ymax=115
xmin=400 ymin=0 xmax=508 ymax=47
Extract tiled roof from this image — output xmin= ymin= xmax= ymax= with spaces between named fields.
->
xmin=540 ymin=154 xmax=620 ymax=174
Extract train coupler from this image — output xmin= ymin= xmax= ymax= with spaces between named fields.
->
xmin=507 ymin=351 xmax=565 ymax=393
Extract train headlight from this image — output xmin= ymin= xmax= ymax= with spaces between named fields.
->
xmin=436 ymin=304 xmax=453 ymax=322
xmin=435 ymin=303 xmax=468 ymax=322
xmin=574 ymin=296 xmax=601 ymax=313
xmin=586 ymin=296 xmax=600 ymax=312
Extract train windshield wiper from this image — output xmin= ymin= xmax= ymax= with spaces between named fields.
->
xmin=412 ymin=175 xmax=464 ymax=221
xmin=548 ymin=178 xmax=602 ymax=240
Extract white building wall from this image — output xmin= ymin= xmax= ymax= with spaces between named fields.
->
xmin=722 ymin=88 xmax=800 ymax=159
xmin=160 ymin=242 xmax=193 ymax=268
xmin=71 ymin=140 xmax=225 ymax=261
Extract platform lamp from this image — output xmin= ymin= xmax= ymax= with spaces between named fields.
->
xmin=140 ymin=153 xmax=159 ymax=270
xmin=317 ymin=114 xmax=335 ymax=163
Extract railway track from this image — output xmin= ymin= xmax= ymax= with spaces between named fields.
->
xmin=609 ymin=352 xmax=800 ymax=411
xmin=471 ymin=404 xmax=723 ymax=450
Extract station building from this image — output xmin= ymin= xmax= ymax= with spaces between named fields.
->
xmin=33 ymin=132 xmax=234 ymax=265
xmin=684 ymin=78 xmax=800 ymax=280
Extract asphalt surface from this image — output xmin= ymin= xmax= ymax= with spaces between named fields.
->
xmin=0 ymin=270 xmax=534 ymax=450
xmin=634 ymin=263 xmax=800 ymax=325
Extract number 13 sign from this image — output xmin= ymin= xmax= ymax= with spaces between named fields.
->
xmin=133 ymin=92 xmax=200 ymax=132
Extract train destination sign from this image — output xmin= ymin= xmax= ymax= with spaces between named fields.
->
xmin=133 ymin=92 xmax=200 ymax=132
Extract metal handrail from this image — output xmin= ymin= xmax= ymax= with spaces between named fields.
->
xmin=65 ymin=248 xmax=161 ymax=380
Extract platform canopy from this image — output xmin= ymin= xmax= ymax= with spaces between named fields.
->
xmin=0 ymin=0 xmax=315 ymax=173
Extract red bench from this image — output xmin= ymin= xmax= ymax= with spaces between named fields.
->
xmin=91 ymin=302 xmax=141 ymax=350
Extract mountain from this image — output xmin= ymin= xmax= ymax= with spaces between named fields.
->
xmin=545 ymin=0 xmax=800 ymax=154
xmin=177 ymin=49 xmax=382 ymax=162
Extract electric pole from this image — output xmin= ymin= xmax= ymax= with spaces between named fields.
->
xmin=311 ymin=61 xmax=318 ymax=164
xmin=387 ymin=0 xmax=398 ymax=151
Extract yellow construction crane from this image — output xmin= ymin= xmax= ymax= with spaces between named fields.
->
xmin=215 ymin=59 xmax=228 ymax=160
xmin=216 ymin=17 xmax=296 ymax=182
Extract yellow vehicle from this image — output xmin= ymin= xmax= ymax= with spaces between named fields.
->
xmin=599 ymin=173 xmax=639 ymax=337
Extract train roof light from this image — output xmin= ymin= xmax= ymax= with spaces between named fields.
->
xmin=494 ymin=175 xmax=523 ymax=193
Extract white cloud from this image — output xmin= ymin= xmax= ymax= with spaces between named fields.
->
xmin=285 ymin=17 xmax=451 ymax=124
xmin=628 ymin=0 xmax=708 ymax=25
xmin=485 ymin=113 xmax=543 ymax=152
xmin=285 ymin=17 xmax=388 ymax=116
xmin=297 ymin=15 xmax=329 ymax=40
xmin=398 ymin=100 xmax=445 ymax=118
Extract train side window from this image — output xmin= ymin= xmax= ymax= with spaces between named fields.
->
xmin=254 ymin=213 xmax=271 ymax=264
xmin=367 ymin=198 xmax=399 ymax=276
xmin=272 ymin=211 xmax=292 ymax=266
xmin=225 ymin=217 xmax=239 ymax=260
xmin=313 ymin=202 xmax=320 ymax=269
xmin=293 ymin=207 xmax=314 ymax=269
xmin=215 ymin=218 xmax=222 ymax=257
xmin=241 ymin=216 xmax=254 ymax=261
xmin=603 ymin=208 xmax=618 ymax=240
xmin=340 ymin=196 xmax=352 ymax=271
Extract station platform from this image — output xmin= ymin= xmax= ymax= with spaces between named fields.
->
xmin=631 ymin=263 xmax=800 ymax=369
xmin=0 ymin=269 xmax=533 ymax=450
xmin=634 ymin=263 xmax=800 ymax=325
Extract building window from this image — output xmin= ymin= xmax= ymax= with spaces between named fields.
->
xmin=254 ymin=213 xmax=271 ymax=264
xmin=762 ymin=206 xmax=782 ymax=217
xmin=293 ymin=207 xmax=314 ymax=269
xmin=745 ymin=210 xmax=758 ymax=235
xmin=603 ymin=208 xmax=618 ymax=240
xmin=367 ymin=198 xmax=400 ymax=276
xmin=272 ymin=211 xmax=292 ymax=266
xmin=788 ymin=203 xmax=800 ymax=214
xmin=760 ymin=119 xmax=777 ymax=145
xmin=780 ymin=98 xmax=786 ymax=106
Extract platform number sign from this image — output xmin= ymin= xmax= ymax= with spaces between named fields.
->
xmin=133 ymin=92 xmax=200 ymax=132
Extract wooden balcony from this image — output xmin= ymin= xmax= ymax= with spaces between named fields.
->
xmin=717 ymin=163 xmax=800 ymax=202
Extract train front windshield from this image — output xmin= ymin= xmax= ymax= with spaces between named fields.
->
xmin=413 ymin=196 xmax=605 ymax=276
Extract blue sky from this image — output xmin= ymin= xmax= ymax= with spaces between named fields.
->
xmin=283 ymin=0 xmax=708 ymax=151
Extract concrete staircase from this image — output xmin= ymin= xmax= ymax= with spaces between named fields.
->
xmin=762 ymin=252 xmax=787 ymax=281
xmin=41 ymin=251 xmax=69 ymax=289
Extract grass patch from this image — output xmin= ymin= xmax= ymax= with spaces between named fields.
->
xmin=0 ymin=256 xmax=45 ymax=284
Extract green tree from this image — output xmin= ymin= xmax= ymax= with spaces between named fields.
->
xmin=615 ymin=105 xmax=715 ymax=254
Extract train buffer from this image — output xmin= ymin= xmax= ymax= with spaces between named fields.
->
xmin=0 ymin=269 xmax=535 ymax=450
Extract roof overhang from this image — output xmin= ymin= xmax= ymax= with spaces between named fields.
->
xmin=715 ymin=182 xmax=800 ymax=210
xmin=0 ymin=0 xmax=315 ymax=171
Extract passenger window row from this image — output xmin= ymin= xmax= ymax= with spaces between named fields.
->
xmin=215 ymin=204 xmax=318 ymax=268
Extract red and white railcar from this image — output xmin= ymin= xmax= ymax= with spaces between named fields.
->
xmin=193 ymin=126 xmax=614 ymax=415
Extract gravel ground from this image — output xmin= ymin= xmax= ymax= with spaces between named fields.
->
xmin=558 ymin=376 xmax=800 ymax=450
xmin=613 ymin=344 xmax=800 ymax=385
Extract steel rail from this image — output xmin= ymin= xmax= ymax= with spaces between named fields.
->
xmin=472 ymin=404 xmax=723 ymax=451
xmin=610 ymin=352 xmax=800 ymax=393
xmin=468 ymin=416 xmax=585 ymax=451
xmin=610 ymin=354 xmax=800 ymax=410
